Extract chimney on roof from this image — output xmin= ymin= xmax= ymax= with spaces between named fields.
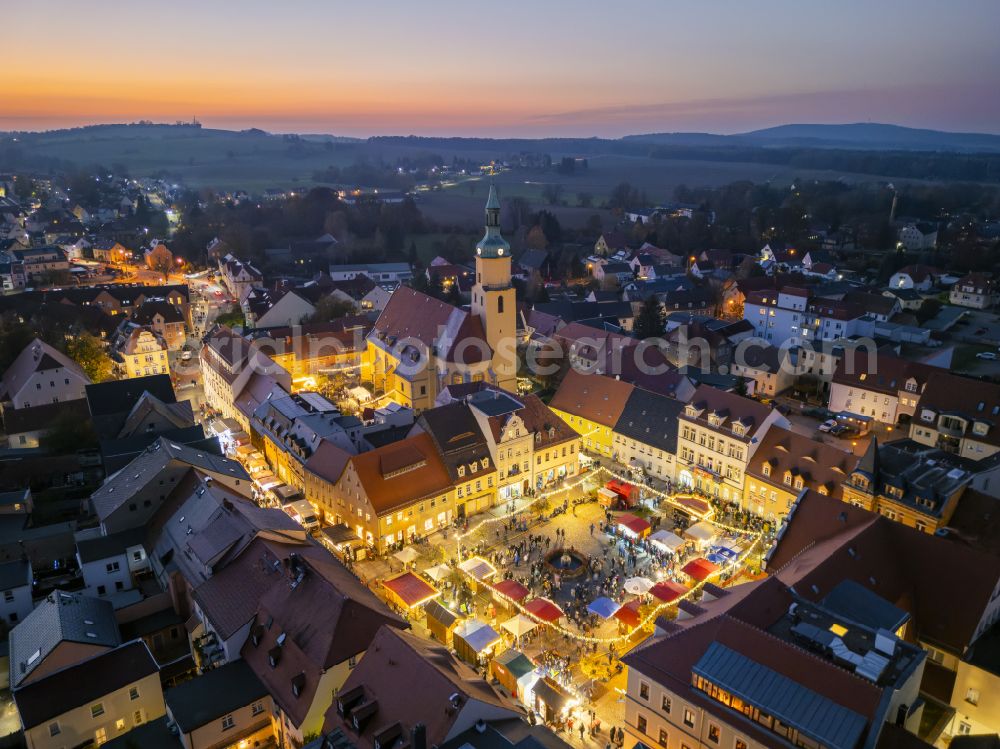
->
xmin=412 ymin=724 xmax=426 ymax=749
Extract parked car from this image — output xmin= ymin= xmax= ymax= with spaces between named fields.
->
xmin=817 ymin=419 xmax=838 ymax=433
xmin=829 ymin=424 xmax=852 ymax=437
xmin=976 ymin=351 xmax=998 ymax=360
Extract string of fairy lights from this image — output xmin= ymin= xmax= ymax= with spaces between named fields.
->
xmin=441 ymin=464 xmax=765 ymax=645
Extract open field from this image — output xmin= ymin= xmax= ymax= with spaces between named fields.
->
xmin=4 ymin=125 xmax=969 ymax=228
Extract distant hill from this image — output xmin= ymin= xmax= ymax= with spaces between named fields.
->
xmin=625 ymin=123 xmax=1000 ymax=153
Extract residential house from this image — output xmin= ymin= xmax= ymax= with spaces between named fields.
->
xmin=410 ymin=400 xmax=496 ymax=521
xmin=249 ymin=318 xmax=370 ymax=384
xmin=327 ymin=262 xmax=412 ymax=285
xmin=766 ymin=489 xmax=1000 ymax=744
xmin=9 ymin=590 xmax=121 ymax=692
xmin=74 ymin=526 xmax=149 ymax=600
xmin=322 ymin=432 xmax=455 ymax=550
xmin=199 ymin=325 xmax=292 ymax=431
xmin=550 ymin=369 xmax=635 ymax=458
xmin=950 ymin=274 xmax=998 ymax=310
xmin=675 ymin=385 xmax=788 ymax=501
xmin=10 ymin=246 xmax=69 ymax=280
xmin=0 ymin=559 xmax=33 ymax=625
xmin=612 ymin=386 xmax=685 ymax=483
xmin=92 ymin=240 xmax=131 ymax=264
xmin=250 ymin=391 xmax=363 ymax=493
xmin=729 ymin=344 xmax=797 ymax=397
xmin=240 ymin=548 xmax=407 ymax=747
xmin=15 ymin=640 xmax=165 ymax=749
xmin=131 ymin=299 xmax=188 ymax=350
xmin=889 ymin=265 xmax=939 ymax=292
xmin=165 ymin=659 xmax=274 ymax=749
xmin=0 ymin=338 xmax=91 ymax=410
xmin=743 ymin=426 xmax=856 ymax=519
xmin=322 ymin=626 xmax=520 ymax=749
xmin=3 ymin=398 xmax=91 ymax=449
xmin=219 ymin=254 xmax=264 ymax=302
xmin=829 ymin=353 xmax=943 ymax=426
xmin=744 ymin=286 xmax=866 ymax=346
xmin=90 ymin=437 xmax=252 ymax=534
xmin=243 ymin=287 xmax=318 ymax=329
xmin=841 ymin=438 xmax=972 ymax=533
xmin=899 ymin=223 xmax=938 ymax=251
xmin=110 ymin=321 xmax=170 ymax=379
xmin=622 ymin=574 xmax=926 ymax=749
xmin=466 ymin=388 xmax=580 ymax=502
xmin=909 ymin=372 xmax=1000 ymax=460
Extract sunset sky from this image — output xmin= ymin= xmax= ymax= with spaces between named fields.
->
xmin=6 ymin=0 xmax=1000 ymax=137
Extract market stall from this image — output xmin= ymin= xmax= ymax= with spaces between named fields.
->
xmin=524 ymin=597 xmax=564 ymax=624
xmin=501 ymin=614 xmax=538 ymax=639
xmin=491 ymin=578 xmax=530 ymax=614
xmin=681 ymin=557 xmax=721 ymax=583
xmin=648 ymin=580 xmax=688 ymax=604
xmin=453 ymin=619 xmax=502 ymax=666
xmin=587 ymin=596 xmax=621 ymax=619
xmin=491 ymin=648 xmax=535 ymax=698
xmin=684 ymin=521 xmax=718 ymax=550
xmin=424 ymin=599 xmax=462 ymax=647
xmin=531 ymin=677 xmax=575 ymax=723
xmin=649 ymin=529 xmax=685 ymax=555
xmin=614 ymin=599 xmax=643 ymax=631
xmin=381 ymin=571 xmax=439 ymax=611
xmin=458 ymin=556 xmax=497 ymax=592
xmin=616 ymin=512 xmax=651 ymax=539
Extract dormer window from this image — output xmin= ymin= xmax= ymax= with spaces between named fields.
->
xmin=783 ymin=472 xmax=792 ymax=486
xmin=731 ymin=424 xmax=745 ymax=437
xmin=470 ymin=462 xmax=477 ymax=474
xmin=457 ymin=465 xmax=465 ymax=478
xmin=794 ymin=477 xmax=804 ymax=490
xmin=973 ymin=421 xmax=989 ymax=436
xmin=481 ymin=458 xmax=489 ymax=469
xmin=291 ymin=672 xmax=306 ymax=698
xmin=762 ymin=464 xmax=771 ymax=477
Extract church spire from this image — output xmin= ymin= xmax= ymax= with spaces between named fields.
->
xmin=476 ymin=181 xmax=509 ymax=259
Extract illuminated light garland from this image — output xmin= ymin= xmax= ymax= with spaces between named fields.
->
xmin=445 ymin=461 xmax=766 ymax=645
xmin=463 ymin=533 xmax=764 ymax=645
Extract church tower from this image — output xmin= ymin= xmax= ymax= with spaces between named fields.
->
xmin=472 ymin=184 xmax=517 ymax=392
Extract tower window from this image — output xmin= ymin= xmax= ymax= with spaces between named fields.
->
xmin=498 ymin=296 xmax=504 ymax=314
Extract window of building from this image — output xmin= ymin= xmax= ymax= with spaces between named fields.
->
xmin=129 ymin=686 xmax=140 ymax=701
xmin=683 ymin=708 xmax=695 ymax=728
xmin=658 ymin=729 xmax=667 ymax=747
xmin=661 ymin=695 xmax=671 ymax=713
xmin=708 ymin=724 xmax=720 ymax=743
xmin=735 ymin=741 xmax=747 ymax=749
xmin=639 ymin=681 xmax=649 ymax=700
xmin=134 ymin=710 xmax=144 ymax=726
xmin=96 ymin=727 xmax=107 ymax=745
xmin=252 ymin=702 xmax=265 ymax=716
xmin=91 ymin=703 xmax=105 ymax=718
xmin=48 ymin=722 xmax=60 ymax=737
xmin=222 ymin=714 xmax=235 ymax=730
xmin=966 ymin=688 xmax=980 ymax=706
xmin=115 ymin=718 xmax=126 ymax=731
xmin=636 ymin=715 xmax=647 ymax=734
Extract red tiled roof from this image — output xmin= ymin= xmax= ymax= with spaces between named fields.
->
xmin=321 ymin=626 xmax=516 ymax=748
xmin=617 ymin=513 xmax=651 ymax=535
xmin=241 ymin=553 xmax=406 ymax=728
xmin=766 ymin=489 xmax=1000 ymax=653
xmin=349 ymin=433 xmax=453 ymax=515
xmin=549 ymin=369 xmax=634 ymax=427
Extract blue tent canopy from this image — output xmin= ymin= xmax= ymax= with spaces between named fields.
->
xmin=588 ymin=596 xmax=621 ymax=619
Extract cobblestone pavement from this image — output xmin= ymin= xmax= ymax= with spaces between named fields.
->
xmin=351 ymin=463 xmax=765 ymax=739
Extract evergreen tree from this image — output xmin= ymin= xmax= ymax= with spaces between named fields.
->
xmin=633 ymin=296 xmax=665 ymax=340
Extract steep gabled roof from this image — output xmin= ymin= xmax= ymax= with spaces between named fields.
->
xmin=549 ymin=369 xmax=634 ymax=428
xmin=321 ymin=626 xmax=516 ymax=748
xmin=242 ymin=554 xmax=406 ymax=728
